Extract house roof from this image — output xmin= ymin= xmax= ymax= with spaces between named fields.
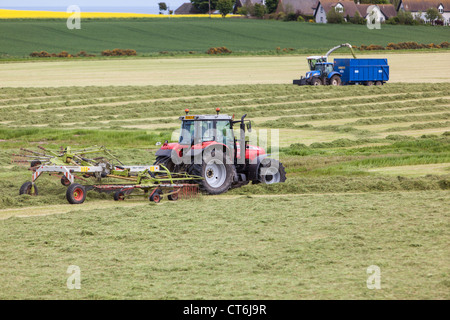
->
xmin=356 ymin=3 xmax=397 ymax=19
xmin=317 ymin=0 xmax=360 ymax=18
xmin=276 ymin=0 xmax=319 ymax=16
xmin=174 ymin=3 xmax=202 ymax=15
xmin=399 ymin=0 xmax=450 ymax=12
xmin=378 ymin=4 xmax=397 ymax=18
xmin=236 ymin=0 xmax=265 ymax=6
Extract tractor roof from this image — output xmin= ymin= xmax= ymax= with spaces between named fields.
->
xmin=180 ymin=114 xmax=232 ymax=121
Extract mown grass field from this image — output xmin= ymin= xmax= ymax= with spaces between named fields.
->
xmin=0 ymin=76 xmax=449 ymax=297
xmin=0 ymin=18 xmax=449 ymax=58
xmin=1 ymin=191 xmax=448 ymax=299
xmin=1 ymin=53 xmax=450 ymax=87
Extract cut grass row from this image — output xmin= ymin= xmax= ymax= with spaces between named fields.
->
xmin=0 ymin=83 xmax=446 ymax=105
xmin=2 ymin=89 xmax=449 ymax=127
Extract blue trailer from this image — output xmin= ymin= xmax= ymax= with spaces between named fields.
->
xmin=334 ymin=58 xmax=389 ymax=85
xmin=293 ymin=58 xmax=389 ymax=86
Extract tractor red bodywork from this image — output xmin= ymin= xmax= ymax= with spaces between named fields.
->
xmin=159 ymin=141 xmax=265 ymax=162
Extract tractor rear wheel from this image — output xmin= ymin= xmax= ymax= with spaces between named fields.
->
xmin=187 ymin=149 xmax=234 ymax=195
xmin=258 ymin=158 xmax=287 ymax=184
xmin=330 ymin=75 xmax=341 ymax=86
xmin=66 ymin=184 xmax=86 ymax=204
xmin=153 ymin=156 xmax=175 ymax=172
xmin=19 ymin=181 xmax=38 ymax=196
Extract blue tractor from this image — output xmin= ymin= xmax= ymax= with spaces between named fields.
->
xmin=296 ymin=61 xmax=343 ymax=86
xmin=293 ymin=43 xmax=389 ymax=86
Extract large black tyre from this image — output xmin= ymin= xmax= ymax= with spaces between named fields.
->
xmin=330 ymin=75 xmax=341 ymax=86
xmin=19 ymin=181 xmax=38 ymax=196
xmin=258 ymin=158 xmax=287 ymax=184
xmin=311 ymin=77 xmax=322 ymax=86
xmin=66 ymin=183 xmax=86 ymax=204
xmin=153 ymin=156 xmax=176 ymax=172
xmin=187 ymin=149 xmax=235 ymax=195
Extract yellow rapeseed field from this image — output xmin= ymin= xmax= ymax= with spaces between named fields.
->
xmin=0 ymin=9 xmax=225 ymax=19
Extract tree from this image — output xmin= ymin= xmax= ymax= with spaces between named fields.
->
xmin=158 ymin=2 xmax=168 ymax=14
xmin=265 ymin=0 xmax=279 ymax=14
xmin=253 ymin=3 xmax=266 ymax=18
xmin=326 ymin=9 xmax=345 ymax=23
xmin=425 ymin=7 xmax=442 ymax=24
xmin=217 ymin=0 xmax=234 ymax=17
xmin=351 ymin=11 xmax=364 ymax=24
xmin=191 ymin=0 xmax=219 ymax=13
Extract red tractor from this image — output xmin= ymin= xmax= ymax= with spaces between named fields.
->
xmin=154 ymin=109 xmax=286 ymax=195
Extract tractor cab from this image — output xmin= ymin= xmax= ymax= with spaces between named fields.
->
xmin=178 ymin=109 xmax=255 ymax=160
xmin=178 ymin=113 xmax=235 ymax=148
xmin=306 ymin=55 xmax=327 ymax=71
xmin=314 ymin=62 xmax=334 ymax=75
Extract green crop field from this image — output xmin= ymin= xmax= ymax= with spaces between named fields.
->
xmin=0 ymin=81 xmax=449 ymax=299
xmin=0 ymin=18 xmax=449 ymax=58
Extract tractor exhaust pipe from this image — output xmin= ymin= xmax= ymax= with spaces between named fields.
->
xmin=239 ymin=114 xmax=247 ymax=165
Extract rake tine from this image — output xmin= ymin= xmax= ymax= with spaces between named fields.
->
xmin=20 ymin=148 xmax=47 ymax=156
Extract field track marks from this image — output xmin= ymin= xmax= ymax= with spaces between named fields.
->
xmin=0 ymin=200 xmax=149 ymax=220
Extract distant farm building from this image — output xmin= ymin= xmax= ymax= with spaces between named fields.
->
xmin=397 ymin=0 xmax=450 ymax=25
xmin=314 ymin=0 xmax=396 ymax=23
xmin=174 ymin=3 xmax=202 ymax=15
xmin=276 ymin=0 xmax=319 ymax=17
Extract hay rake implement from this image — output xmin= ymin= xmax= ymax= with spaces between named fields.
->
xmin=15 ymin=146 xmax=201 ymax=204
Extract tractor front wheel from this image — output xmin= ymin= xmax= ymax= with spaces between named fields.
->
xmin=258 ymin=158 xmax=287 ymax=184
xmin=66 ymin=184 xmax=86 ymax=204
xmin=311 ymin=78 xmax=322 ymax=86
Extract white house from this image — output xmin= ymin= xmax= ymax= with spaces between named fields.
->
xmin=314 ymin=0 xmax=394 ymax=23
xmin=397 ymin=0 xmax=450 ymax=25
xmin=314 ymin=0 xmax=361 ymax=23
